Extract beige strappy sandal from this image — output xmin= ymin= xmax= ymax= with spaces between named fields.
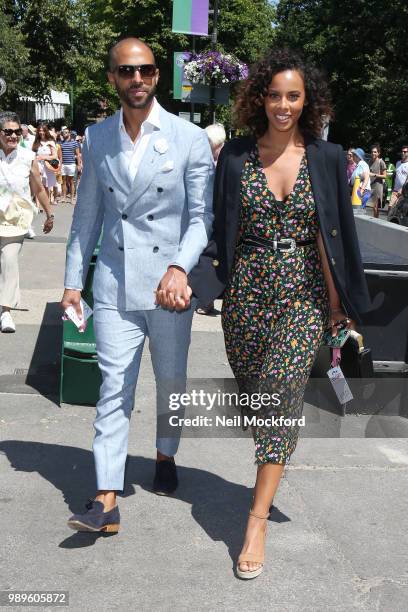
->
xmin=236 ymin=510 xmax=269 ymax=579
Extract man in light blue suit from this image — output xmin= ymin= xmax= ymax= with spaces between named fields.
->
xmin=61 ymin=37 xmax=214 ymax=533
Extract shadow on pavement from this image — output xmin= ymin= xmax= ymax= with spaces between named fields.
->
xmin=25 ymin=302 xmax=62 ymax=404
xmin=0 ymin=441 xmax=290 ymax=560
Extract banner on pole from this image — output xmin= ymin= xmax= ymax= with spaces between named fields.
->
xmin=172 ymin=0 xmax=209 ymax=36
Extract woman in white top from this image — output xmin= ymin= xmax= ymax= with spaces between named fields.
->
xmin=0 ymin=111 xmax=54 ymax=332
xmin=32 ymin=123 xmax=58 ymax=204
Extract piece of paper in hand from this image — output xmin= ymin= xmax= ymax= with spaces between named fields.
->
xmin=327 ymin=365 xmax=354 ymax=405
xmin=64 ymin=299 xmax=93 ymax=333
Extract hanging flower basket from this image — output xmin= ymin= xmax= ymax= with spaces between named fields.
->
xmin=184 ymin=51 xmax=248 ymax=86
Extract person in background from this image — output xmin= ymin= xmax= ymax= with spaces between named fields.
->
xmin=351 ymin=148 xmax=371 ymax=208
xmin=205 ymin=123 xmax=226 ymax=164
xmin=70 ymin=130 xmax=82 ymax=191
xmin=383 ymin=157 xmax=395 ymax=207
xmin=32 ymin=123 xmax=58 ymax=207
xmin=368 ymin=144 xmax=386 ymax=218
xmin=0 ymin=111 xmax=54 ymax=333
xmin=49 ymin=126 xmax=62 ymax=204
xmin=389 ymin=145 xmax=408 ymax=208
xmin=60 ymin=127 xmax=82 ymax=204
xmin=196 ymin=123 xmax=227 ymax=316
xmin=346 ymin=148 xmax=356 ymax=185
xmin=20 ymin=125 xmax=35 ymax=150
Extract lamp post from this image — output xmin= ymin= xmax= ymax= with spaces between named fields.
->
xmin=209 ymin=0 xmax=220 ymax=124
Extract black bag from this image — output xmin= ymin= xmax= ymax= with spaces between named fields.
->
xmin=339 ymin=333 xmax=374 ymax=379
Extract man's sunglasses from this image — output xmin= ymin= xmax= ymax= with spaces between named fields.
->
xmin=115 ymin=64 xmax=157 ymax=78
xmin=1 ymin=128 xmax=23 ymax=137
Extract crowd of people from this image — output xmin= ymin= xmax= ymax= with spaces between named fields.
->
xmin=346 ymin=143 xmax=408 ymax=220
xmin=20 ymin=122 xmax=83 ymax=212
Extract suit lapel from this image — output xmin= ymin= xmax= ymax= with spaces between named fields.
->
xmin=124 ymin=106 xmax=173 ymax=209
xmin=104 ymin=111 xmax=132 ymax=193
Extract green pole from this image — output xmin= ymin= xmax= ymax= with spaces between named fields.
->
xmin=209 ymin=0 xmax=220 ymax=124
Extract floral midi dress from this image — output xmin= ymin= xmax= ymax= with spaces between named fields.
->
xmin=222 ymin=147 xmax=330 ymax=465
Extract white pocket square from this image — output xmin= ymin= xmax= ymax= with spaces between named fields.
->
xmin=160 ymin=160 xmax=174 ymax=172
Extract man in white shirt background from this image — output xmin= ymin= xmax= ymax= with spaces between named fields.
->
xmin=389 ymin=144 xmax=408 ymax=207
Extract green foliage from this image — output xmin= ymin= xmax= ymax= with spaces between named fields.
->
xmin=1 ymin=0 xmax=275 ymax=128
xmin=69 ymin=0 xmax=276 ymax=127
xmin=274 ymin=0 xmax=408 ymax=157
xmin=0 ymin=1 xmax=30 ymax=108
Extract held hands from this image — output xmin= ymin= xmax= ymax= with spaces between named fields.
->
xmin=155 ymin=266 xmax=192 ymax=311
xmin=330 ymin=307 xmax=355 ymax=337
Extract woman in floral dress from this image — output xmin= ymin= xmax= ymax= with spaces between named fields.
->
xmin=190 ymin=48 xmax=371 ymax=579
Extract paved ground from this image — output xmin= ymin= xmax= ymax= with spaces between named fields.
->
xmin=0 ymin=203 xmax=408 ymax=611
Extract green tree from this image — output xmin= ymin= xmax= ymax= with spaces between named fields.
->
xmin=274 ymin=0 xmax=408 ymax=157
xmin=73 ymin=0 xmax=275 ymax=128
xmin=0 ymin=1 xmax=30 ymax=109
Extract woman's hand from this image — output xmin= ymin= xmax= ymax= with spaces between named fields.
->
xmin=330 ymin=307 xmax=355 ymax=337
xmin=43 ymin=215 xmax=54 ymax=234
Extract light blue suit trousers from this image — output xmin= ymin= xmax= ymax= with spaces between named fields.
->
xmin=92 ymin=301 xmax=195 ymax=490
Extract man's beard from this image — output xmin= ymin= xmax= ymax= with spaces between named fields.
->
xmin=120 ymin=83 xmax=157 ymax=109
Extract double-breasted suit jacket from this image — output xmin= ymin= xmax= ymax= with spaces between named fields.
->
xmin=189 ymin=135 xmax=371 ymax=323
xmin=65 ymin=103 xmax=214 ymax=310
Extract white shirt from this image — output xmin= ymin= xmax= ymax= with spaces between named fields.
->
xmin=394 ymin=160 xmax=408 ymax=192
xmin=119 ymin=98 xmax=161 ymax=182
xmin=0 ymin=146 xmax=35 ymax=204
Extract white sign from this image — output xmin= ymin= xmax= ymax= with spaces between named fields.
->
xmin=179 ymin=112 xmax=201 ymax=124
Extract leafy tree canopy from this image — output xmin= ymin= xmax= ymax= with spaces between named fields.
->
xmin=274 ymin=0 xmax=408 ymax=156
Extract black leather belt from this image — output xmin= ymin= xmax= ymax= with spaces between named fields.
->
xmin=241 ymin=233 xmax=316 ymax=253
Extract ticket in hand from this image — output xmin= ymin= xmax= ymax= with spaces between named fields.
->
xmin=64 ymin=299 xmax=93 ymax=332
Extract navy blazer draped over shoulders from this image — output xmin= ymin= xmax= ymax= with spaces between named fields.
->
xmin=189 ymin=135 xmax=371 ymax=323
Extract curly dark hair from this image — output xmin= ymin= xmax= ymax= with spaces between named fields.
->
xmin=234 ymin=48 xmax=333 ymax=139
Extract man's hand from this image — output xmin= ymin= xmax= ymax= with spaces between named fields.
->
xmin=155 ymin=266 xmax=192 ymax=311
xmin=60 ymin=288 xmax=82 ymax=318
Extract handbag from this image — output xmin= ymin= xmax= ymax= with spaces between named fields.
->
xmin=310 ymin=330 xmax=374 ymax=415
xmin=338 ymin=331 xmax=374 ymax=379
xmin=45 ymin=158 xmax=61 ymax=174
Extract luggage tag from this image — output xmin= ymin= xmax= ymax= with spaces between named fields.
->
xmin=63 ymin=298 xmax=93 ymax=333
xmin=327 ymin=348 xmax=354 ymax=405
